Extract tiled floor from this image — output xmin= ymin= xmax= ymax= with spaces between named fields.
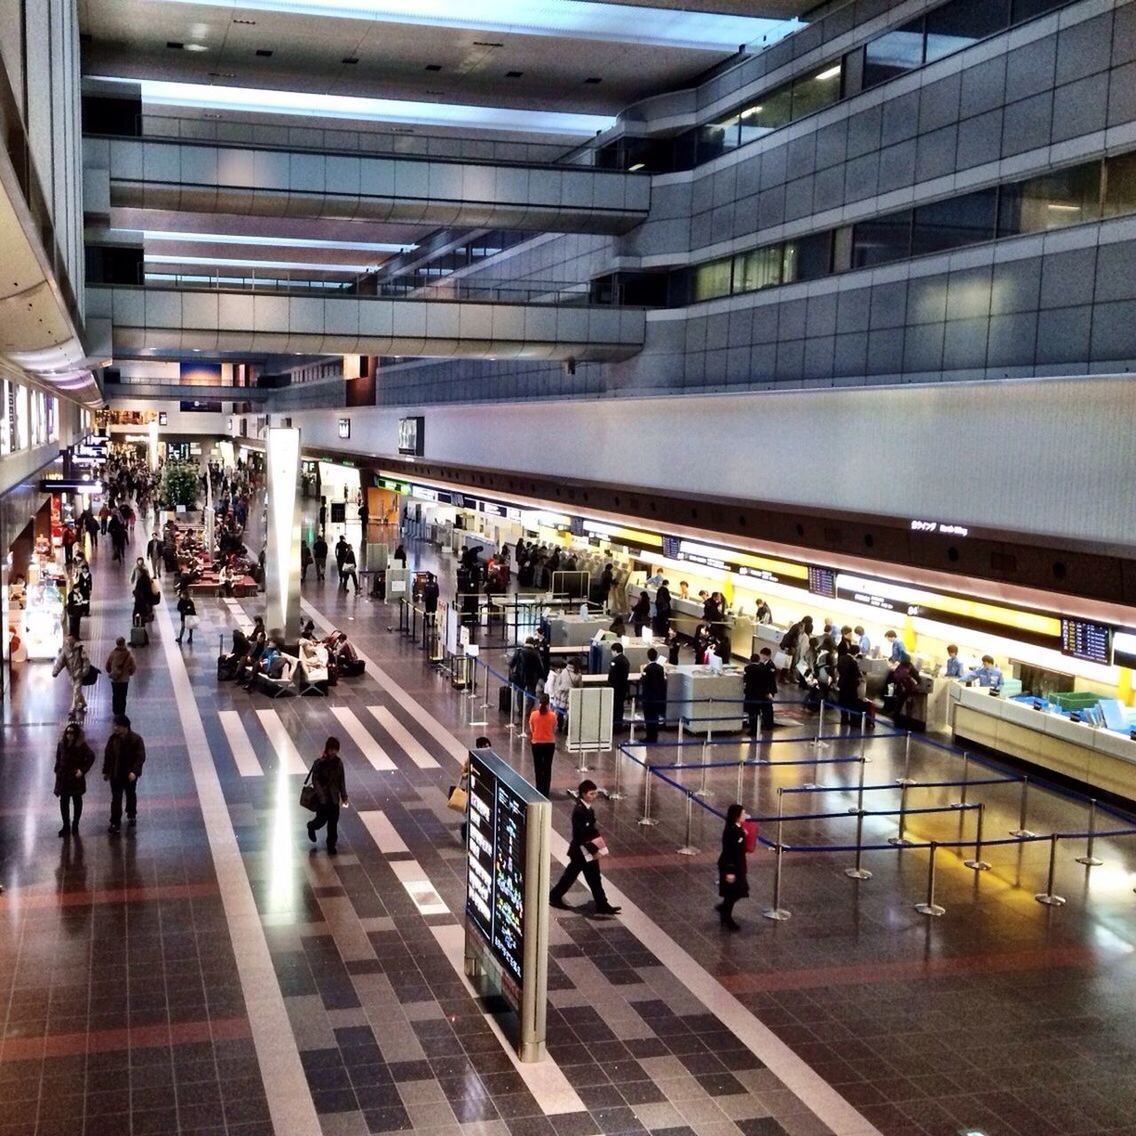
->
xmin=4 ymin=511 xmax=1136 ymax=1136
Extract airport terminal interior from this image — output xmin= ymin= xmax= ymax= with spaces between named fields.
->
xmin=2 ymin=1 xmax=1136 ymax=1135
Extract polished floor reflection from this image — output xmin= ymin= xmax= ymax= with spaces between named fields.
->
xmin=3 ymin=519 xmax=1136 ymax=1136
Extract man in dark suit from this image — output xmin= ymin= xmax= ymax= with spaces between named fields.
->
xmin=608 ymin=642 xmax=631 ymax=731
xmin=641 ymin=647 xmax=667 ymax=743
xmin=743 ymin=648 xmax=778 ymax=736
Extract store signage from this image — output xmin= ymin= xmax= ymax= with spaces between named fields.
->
xmin=1060 ymin=618 xmax=1113 ymax=666
xmin=380 ymin=477 xmax=410 ymax=493
xmin=398 ymin=415 xmax=425 ymax=456
xmin=467 ymin=752 xmax=528 ymax=987
xmin=158 ymin=412 xmax=168 ymax=426
xmin=337 ymin=417 xmax=351 ymax=439
xmin=411 ymin=486 xmax=438 ymax=502
xmin=910 ymin=519 xmax=969 ymax=537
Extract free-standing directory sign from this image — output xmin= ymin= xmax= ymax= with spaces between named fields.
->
xmin=465 ymin=748 xmax=550 ymax=1061
xmin=566 ymin=686 xmax=614 ymax=753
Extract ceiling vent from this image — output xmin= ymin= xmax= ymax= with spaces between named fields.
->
xmin=506 ymin=70 xmax=523 ymax=78
xmin=342 ymin=56 xmax=359 ymax=64
xmin=424 ymin=63 xmax=442 ymax=71
xmin=166 ymin=41 xmax=184 ymax=49
xmin=255 ymin=48 xmax=273 ymax=57
xmin=585 ymin=76 xmax=602 ymax=84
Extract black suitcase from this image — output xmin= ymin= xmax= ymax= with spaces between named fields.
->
xmin=130 ymin=625 xmax=149 ymax=647
xmin=498 ymin=686 xmax=513 ymax=713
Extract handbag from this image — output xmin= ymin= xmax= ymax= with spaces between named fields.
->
xmin=184 ymin=614 xmax=200 ymax=630
xmin=81 ymin=664 xmax=100 ymax=687
xmin=742 ymin=819 xmax=759 ymax=854
xmin=299 ymin=768 xmax=319 ymax=812
xmin=446 ymin=785 xmax=468 ymax=813
xmin=150 ymin=578 xmax=160 ymax=598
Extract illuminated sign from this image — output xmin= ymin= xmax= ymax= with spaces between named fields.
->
xmin=910 ymin=519 xmax=970 ymax=537
xmin=807 ymin=565 xmax=837 ymax=599
xmin=398 ymin=415 xmax=424 ymax=456
xmin=337 ymin=417 xmax=350 ymax=439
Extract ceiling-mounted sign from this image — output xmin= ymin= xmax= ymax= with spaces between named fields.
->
xmin=398 ymin=415 xmax=424 ymax=456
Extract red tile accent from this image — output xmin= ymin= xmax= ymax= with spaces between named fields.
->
xmin=10 ymin=881 xmax=220 ymax=909
xmin=0 ymin=1016 xmax=250 ymax=1062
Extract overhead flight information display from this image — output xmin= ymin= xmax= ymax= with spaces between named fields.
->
xmin=1059 ymin=618 xmax=1113 ymax=665
xmin=807 ymin=565 xmax=837 ymax=599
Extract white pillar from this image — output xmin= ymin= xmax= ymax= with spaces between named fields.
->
xmin=147 ymin=419 xmax=159 ymax=470
xmin=265 ymin=427 xmax=301 ymax=639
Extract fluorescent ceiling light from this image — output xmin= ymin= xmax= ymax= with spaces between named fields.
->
xmin=627 ymin=162 xmax=644 ymax=172
xmin=814 ymin=65 xmax=842 ymax=81
xmin=140 ymin=230 xmax=415 ymax=252
xmin=145 ymin=273 xmax=344 ymax=288
xmin=97 ymin=78 xmax=615 ymax=135
xmin=157 ymin=0 xmax=799 ymax=52
xmin=145 ymin=252 xmax=370 ymax=271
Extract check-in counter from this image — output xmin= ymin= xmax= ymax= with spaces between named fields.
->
xmin=667 ymin=665 xmax=746 ymax=735
xmin=626 ymin=583 xmax=754 ymax=660
xmin=950 ymin=685 xmax=1136 ymax=800
xmin=547 ymin=615 xmax=612 ymax=647
xmin=590 ymin=640 xmax=655 ymax=676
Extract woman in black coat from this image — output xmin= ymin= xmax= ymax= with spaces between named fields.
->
xmin=54 ymin=722 xmax=95 ymax=837
xmin=716 ymin=803 xmax=749 ymax=931
xmin=176 ymin=587 xmax=197 ymax=645
xmin=630 ymin=591 xmax=651 ymax=636
xmin=306 ymin=737 xmax=348 ymax=854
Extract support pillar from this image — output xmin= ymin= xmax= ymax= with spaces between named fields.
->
xmin=265 ymin=427 xmax=302 ymax=640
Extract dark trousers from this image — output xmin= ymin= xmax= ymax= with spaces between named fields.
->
xmin=109 ymin=777 xmax=137 ymax=826
xmin=643 ymin=701 xmax=665 ymax=743
xmin=311 ymin=802 xmax=340 ymax=849
xmin=550 ymin=847 xmax=608 ymax=907
xmin=340 ymin=568 xmax=358 ymax=592
xmin=68 ymin=613 xmax=82 ymax=640
xmin=59 ymin=793 xmax=83 ymax=830
xmin=111 ymin=681 xmax=129 ymax=716
xmin=611 ymin=684 xmax=627 ymax=728
xmin=745 ymin=699 xmax=774 ymax=737
xmin=531 ymin=743 xmax=554 ymax=797
xmin=315 ymin=557 xmax=326 ymax=581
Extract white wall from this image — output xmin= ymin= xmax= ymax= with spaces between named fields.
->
xmin=281 ymin=375 xmax=1136 ymax=554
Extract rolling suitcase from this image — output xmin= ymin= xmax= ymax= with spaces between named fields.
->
xmin=130 ymin=615 xmax=149 ymax=647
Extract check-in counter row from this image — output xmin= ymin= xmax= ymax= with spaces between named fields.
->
xmin=625 ymin=583 xmax=756 ymax=656
xmin=949 ymin=685 xmax=1136 ymax=801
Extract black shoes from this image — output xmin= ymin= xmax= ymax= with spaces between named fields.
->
xmin=58 ymin=827 xmax=68 ymax=838
xmin=595 ymin=904 xmax=622 ymax=916
xmin=306 ymin=822 xmax=316 ymax=844
xmin=327 ymin=845 xmax=338 ymax=856
xmin=549 ymin=896 xmax=569 ymax=909
xmin=71 ymin=822 xmax=79 ymax=835
xmin=127 ymin=817 xmax=136 ymax=827
xmin=107 ymin=823 xmax=120 ymax=834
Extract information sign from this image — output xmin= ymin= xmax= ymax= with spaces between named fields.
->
xmin=1059 ymin=618 xmax=1113 ymax=665
xmin=807 ymin=565 xmax=837 ymax=599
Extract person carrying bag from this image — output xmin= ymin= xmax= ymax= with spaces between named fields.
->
xmin=303 ymin=737 xmax=348 ymax=854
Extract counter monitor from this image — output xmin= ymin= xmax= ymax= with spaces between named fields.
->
xmin=1059 ymin=618 xmax=1113 ymax=666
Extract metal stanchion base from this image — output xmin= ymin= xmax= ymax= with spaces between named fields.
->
xmin=895 ymin=777 xmax=917 ymax=787
xmin=637 ymin=817 xmax=659 ymax=827
xmin=1034 ymin=892 xmax=1066 ymax=906
xmin=1009 ymin=828 xmax=1037 ymax=838
xmin=676 ymin=846 xmax=700 ymax=856
xmin=914 ymin=902 xmax=945 ymax=917
xmin=1075 ymin=855 xmax=1104 ymax=866
xmin=888 ymin=837 xmax=913 ymax=847
xmin=762 ymin=907 xmax=791 ymax=921
xmin=693 ymin=789 xmax=713 ymax=798
xmin=844 ymin=868 xmax=873 ymax=880
xmin=801 ymin=782 xmax=822 ymax=791
xmin=963 ymin=859 xmax=992 ymax=871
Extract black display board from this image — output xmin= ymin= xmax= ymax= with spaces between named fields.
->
xmin=807 ymin=565 xmax=837 ymax=599
xmin=467 ymin=752 xmax=527 ymax=984
xmin=1059 ymin=618 xmax=1113 ymax=665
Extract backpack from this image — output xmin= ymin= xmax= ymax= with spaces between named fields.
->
xmin=779 ymin=622 xmax=800 ymax=652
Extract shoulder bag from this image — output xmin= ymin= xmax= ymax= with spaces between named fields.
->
xmin=299 ymin=767 xmax=320 ymax=812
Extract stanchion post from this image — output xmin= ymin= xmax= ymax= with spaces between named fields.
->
xmin=844 ymin=809 xmax=873 ymax=880
xmin=761 ymin=842 xmax=791 ymax=921
xmin=1010 ymin=775 xmax=1036 ymax=839
xmin=736 ymin=753 xmax=745 ymax=803
xmin=695 ymin=742 xmax=711 ymax=798
xmin=897 ymin=731 xmax=915 ymax=786
xmin=1035 ymin=834 xmax=1066 ymax=906
xmin=914 ymin=841 xmax=946 ymax=916
xmin=676 ymin=792 xmax=699 ymax=856
xmin=952 ymin=752 xmax=970 ymax=809
xmin=676 ymin=717 xmax=684 ymax=765
xmin=638 ymin=764 xmax=659 ymax=826
xmin=628 ymin=695 xmax=637 ymax=744
xmin=963 ymin=803 xmax=992 ymax=871
xmin=609 ymin=742 xmax=624 ymax=801
xmin=888 ymin=781 xmax=913 ymax=847
xmin=1075 ymin=799 xmax=1103 ymax=867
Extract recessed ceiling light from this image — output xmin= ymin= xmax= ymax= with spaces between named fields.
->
xmin=233 ymin=16 xmax=256 ymax=23
xmin=424 ymin=63 xmax=442 ymax=71
xmin=140 ymin=230 xmax=416 ymax=253
xmin=814 ymin=64 xmax=841 ymax=81
xmin=184 ymin=42 xmax=208 ymax=52
xmin=342 ymin=56 xmax=359 ymax=64
xmin=145 ymin=253 xmax=375 ymax=272
xmin=255 ymin=48 xmax=273 ymax=57
xmin=166 ymin=41 xmax=184 ymax=49
xmin=584 ymin=76 xmax=602 ymax=84
xmin=506 ymin=70 xmax=523 ymax=78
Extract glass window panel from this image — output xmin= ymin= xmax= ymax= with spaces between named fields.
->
xmin=1011 ymin=162 xmax=1102 ymax=233
xmin=785 ymin=232 xmax=834 ymax=282
xmin=791 ymin=62 xmax=843 ymax=120
xmin=851 ymin=211 xmax=912 ymax=269
xmin=925 ymin=0 xmax=1009 ymax=62
xmin=733 ymin=245 xmax=783 ymax=293
xmin=911 ymin=189 xmax=998 ymax=255
xmin=692 ymin=258 xmax=733 ymax=301
xmin=1104 ymin=152 xmax=1136 ymax=218
xmin=863 ymin=19 xmax=924 ymax=89
xmin=740 ymin=84 xmax=792 ymax=140
xmin=1010 ymin=0 xmax=1066 ymax=24
xmin=696 ymin=117 xmax=739 ymax=164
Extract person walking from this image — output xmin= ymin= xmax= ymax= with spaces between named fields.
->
xmin=641 ymin=647 xmax=667 ymax=743
xmin=131 ymin=561 xmax=155 ymax=626
xmin=306 ymin=737 xmax=348 ymax=854
xmin=146 ymin=531 xmax=163 ymax=578
xmin=300 ymin=540 xmax=312 ymax=582
xmin=549 ymin=780 xmax=621 ymax=915
xmin=176 ymin=587 xmax=197 ymax=645
xmin=53 ymin=722 xmax=95 ymax=837
xmin=52 ymin=636 xmax=90 ymax=720
xmin=103 ymin=714 xmax=147 ymax=834
xmin=105 ymin=637 xmax=137 ymax=716
xmin=528 ymin=693 xmax=557 ymax=797
xmin=66 ymin=582 xmax=85 ymax=641
xmin=340 ymin=542 xmax=359 ymax=593
xmin=313 ymin=534 xmax=328 ymax=582
xmin=334 ymin=535 xmax=349 ymax=585
xmin=715 ymin=803 xmax=749 ymax=931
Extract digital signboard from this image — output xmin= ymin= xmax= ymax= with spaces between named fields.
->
xmin=464 ymin=749 xmax=550 ymax=1062
xmin=1059 ymin=618 xmax=1113 ymax=666
xmin=807 ymin=565 xmax=837 ymax=599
